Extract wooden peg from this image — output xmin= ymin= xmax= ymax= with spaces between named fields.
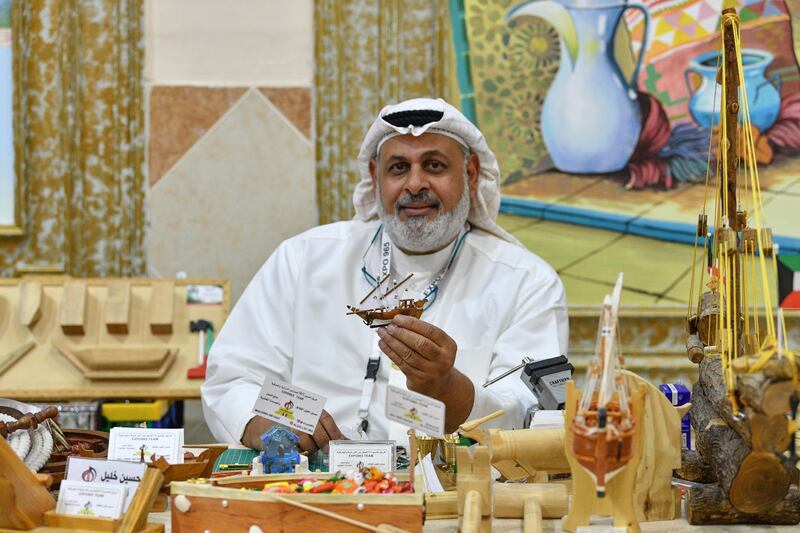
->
xmin=18 ymin=281 xmax=42 ymax=329
xmin=105 ymin=281 xmax=131 ymax=334
xmin=686 ymin=334 xmax=705 ymax=364
xmin=457 ymin=445 xmax=492 ymax=533
xmin=741 ymin=228 xmax=758 ymax=253
xmin=149 ymin=281 xmax=174 ymax=334
xmin=761 ymin=228 xmax=774 ymax=255
xmin=697 ymin=214 xmax=708 ymax=237
xmin=60 ymin=281 xmax=87 ymax=335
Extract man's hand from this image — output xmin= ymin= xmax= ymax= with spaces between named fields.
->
xmin=376 ymin=314 xmax=456 ymax=396
xmin=241 ymin=410 xmax=346 ymax=452
xmin=376 ymin=314 xmax=475 ymax=432
xmin=294 ymin=411 xmax=346 ymax=453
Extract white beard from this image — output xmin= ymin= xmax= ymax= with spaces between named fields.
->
xmin=377 ymin=172 xmax=470 ymax=253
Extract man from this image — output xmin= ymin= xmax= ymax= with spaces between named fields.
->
xmin=202 ymin=98 xmax=568 ymax=452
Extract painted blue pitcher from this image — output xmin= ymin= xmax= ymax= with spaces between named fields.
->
xmin=685 ymin=49 xmax=781 ymax=132
xmin=507 ymin=0 xmax=651 ymax=174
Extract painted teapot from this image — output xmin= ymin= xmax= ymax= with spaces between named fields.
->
xmin=507 ymin=0 xmax=651 ymax=174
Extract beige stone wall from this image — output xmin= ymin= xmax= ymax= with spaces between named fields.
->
xmin=145 ymin=0 xmax=316 ymax=302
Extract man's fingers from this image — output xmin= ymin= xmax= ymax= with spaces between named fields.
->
xmin=377 ymin=335 xmax=426 ymax=372
xmin=378 ymin=339 xmax=427 ymax=379
xmin=392 ymin=315 xmax=451 ymax=348
xmin=384 ymin=324 xmax=439 ymax=361
xmin=296 ymin=433 xmax=318 ymax=453
xmin=320 ymin=412 xmax=346 ymax=441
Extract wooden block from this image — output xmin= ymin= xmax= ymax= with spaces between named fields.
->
xmin=18 ymin=281 xmax=42 ymax=328
xmin=60 ymin=281 xmax=87 ymax=335
xmin=119 ymin=467 xmax=163 ymax=533
xmin=149 ymin=281 xmax=174 ymax=334
xmin=105 ymin=281 xmax=131 ymax=334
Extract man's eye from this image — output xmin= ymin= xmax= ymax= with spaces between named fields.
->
xmin=426 ymin=160 xmax=446 ymax=171
xmin=389 ymin=162 xmax=409 ymax=173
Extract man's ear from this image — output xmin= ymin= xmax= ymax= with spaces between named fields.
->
xmin=467 ymin=153 xmax=480 ymax=199
xmin=369 ymin=157 xmax=378 ymax=187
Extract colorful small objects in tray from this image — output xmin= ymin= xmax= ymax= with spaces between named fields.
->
xmin=261 ymin=466 xmax=412 ymax=494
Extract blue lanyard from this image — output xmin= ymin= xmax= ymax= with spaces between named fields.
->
xmin=360 ymin=224 xmax=472 ymax=311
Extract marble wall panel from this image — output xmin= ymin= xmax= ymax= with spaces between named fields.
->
xmin=148 ymin=86 xmax=247 ymax=186
xmin=259 ymin=87 xmax=311 ymax=139
xmin=147 ymin=89 xmax=316 ymax=301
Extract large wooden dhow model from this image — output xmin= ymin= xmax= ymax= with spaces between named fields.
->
xmin=679 ymin=6 xmax=800 ymax=525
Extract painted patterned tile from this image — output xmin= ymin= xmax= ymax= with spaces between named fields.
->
xmin=503 ymin=171 xmax=601 ymax=206
xmin=561 ymin=273 xmax=659 ymax=306
xmin=562 ymin=233 xmax=696 ymax=296
xmin=513 ymin=219 xmax=622 ymax=272
xmin=497 ymin=212 xmax=542 ymax=233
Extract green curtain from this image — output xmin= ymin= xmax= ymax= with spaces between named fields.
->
xmin=314 ymin=0 xmax=454 ymax=224
xmin=0 ymin=0 xmax=145 ymax=277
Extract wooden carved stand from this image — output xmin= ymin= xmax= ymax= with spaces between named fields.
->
xmin=562 ymin=380 xmax=646 ymax=533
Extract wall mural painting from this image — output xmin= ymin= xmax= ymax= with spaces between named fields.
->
xmin=0 ymin=0 xmax=13 ymax=228
xmin=462 ymin=0 xmax=800 ymax=252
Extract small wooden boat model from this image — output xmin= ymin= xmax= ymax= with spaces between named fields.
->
xmin=571 ymin=273 xmax=635 ymax=497
xmin=150 ymin=444 xmax=227 ymax=486
xmin=347 ymin=273 xmax=427 ymax=327
xmin=39 ymin=429 xmax=109 ymax=488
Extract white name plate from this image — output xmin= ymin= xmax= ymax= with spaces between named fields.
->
xmin=108 ymin=427 xmax=184 ymax=464
xmin=385 ymin=385 xmax=445 ymax=438
xmin=65 ymin=457 xmax=146 ymax=512
xmin=56 ymin=480 xmax=127 ymax=519
xmin=329 ymin=440 xmax=395 ymax=473
xmin=252 ymin=377 xmax=326 ymax=434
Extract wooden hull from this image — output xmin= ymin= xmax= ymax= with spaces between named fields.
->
xmin=572 ymin=402 xmax=635 ymax=494
xmin=354 ymin=299 xmax=426 ymax=327
xmin=171 ymin=478 xmax=423 ymax=533
xmin=152 ymin=445 xmax=227 ymax=486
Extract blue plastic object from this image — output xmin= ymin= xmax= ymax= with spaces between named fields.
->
xmin=259 ymin=425 xmax=300 ymax=474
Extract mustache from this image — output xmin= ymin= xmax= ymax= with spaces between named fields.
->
xmin=395 ymin=192 xmax=441 ymax=209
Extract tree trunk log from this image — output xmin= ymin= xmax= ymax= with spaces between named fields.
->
xmin=749 ymin=411 xmax=792 ymax=453
xmin=691 ymin=381 xmax=751 ymax=498
xmin=675 ymin=450 xmax=715 ymax=483
xmin=697 ymin=358 xmax=750 ymax=441
xmin=738 ymin=374 xmax=796 ymax=416
xmin=687 ymin=483 xmax=800 ymax=525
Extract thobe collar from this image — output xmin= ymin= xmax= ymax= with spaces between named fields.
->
xmin=390 ymin=236 xmax=460 ymax=278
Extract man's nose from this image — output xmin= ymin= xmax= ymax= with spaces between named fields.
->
xmin=405 ymin=165 xmax=429 ymax=194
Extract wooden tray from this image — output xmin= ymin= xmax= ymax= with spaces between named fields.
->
xmin=171 ymin=473 xmax=424 ymax=533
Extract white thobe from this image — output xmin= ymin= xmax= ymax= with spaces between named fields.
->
xmin=202 ymin=219 xmax=569 ymax=445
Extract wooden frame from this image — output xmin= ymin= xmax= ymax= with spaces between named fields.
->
xmin=0 ymin=0 xmax=24 ymax=237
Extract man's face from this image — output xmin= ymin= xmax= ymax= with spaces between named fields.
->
xmin=369 ymin=133 xmax=478 ymax=221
